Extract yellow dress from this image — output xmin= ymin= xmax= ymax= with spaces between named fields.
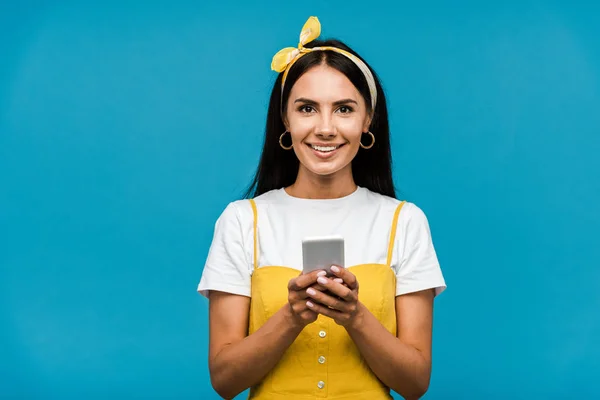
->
xmin=247 ymin=199 xmax=406 ymax=400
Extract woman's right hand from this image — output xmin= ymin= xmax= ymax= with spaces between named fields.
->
xmin=287 ymin=270 xmax=328 ymax=328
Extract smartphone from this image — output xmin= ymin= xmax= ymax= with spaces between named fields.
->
xmin=302 ymin=235 xmax=345 ymax=275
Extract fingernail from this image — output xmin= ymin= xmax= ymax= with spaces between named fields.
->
xmin=317 ymin=276 xmax=328 ymax=285
xmin=317 ymin=271 xmax=327 ymax=276
xmin=306 ymin=301 xmax=314 ymax=308
xmin=331 ymin=266 xmax=340 ymax=273
xmin=306 ymin=288 xmax=316 ymax=295
xmin=334 ymin=278 xmax=343 ymax=283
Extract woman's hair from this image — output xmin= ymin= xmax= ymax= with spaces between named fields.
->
xmin=243 ymin=39 xmax=396 ymax=199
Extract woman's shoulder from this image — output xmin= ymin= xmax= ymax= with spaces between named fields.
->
xmin=361 ymin=187 xmax=401 ymax=206
xmin=214 ymin=189 xmax=283 ymax=224
xmin=361 ymin=188 xmax=429 ymax=224
xmin=361 ymin=187 xmax=412 ymax=210
xmin=252 ymin=188 xmax=285 ymax=204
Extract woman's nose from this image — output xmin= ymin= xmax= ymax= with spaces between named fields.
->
xmin=316 ymin=115 xmax=335 ymax=137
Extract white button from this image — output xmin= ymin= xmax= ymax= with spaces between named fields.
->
xmin=318 ymin=356 xmax=326 ymax=364
xmin=317 ymin=381 xmax=325 ymax=389
xmin=319 ymin=330 xmax=326 ymax=338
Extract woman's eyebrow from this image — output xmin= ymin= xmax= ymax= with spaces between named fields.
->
xmin=332 ymin=98 xmax=358 ymax=106
xmin=294 ymin=97 xmax=316 ymax=104
xmin=293 ymin=97 xmax=358 ymax=106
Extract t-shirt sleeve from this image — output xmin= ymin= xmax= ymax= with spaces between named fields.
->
xmin=395 ymin=203 xmax=447 ymax=297
xmin=197 ymin=202 xmax=252 ymax=298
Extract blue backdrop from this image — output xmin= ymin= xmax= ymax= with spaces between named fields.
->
xmin=1 ymin=1 xmax=599 ymax=398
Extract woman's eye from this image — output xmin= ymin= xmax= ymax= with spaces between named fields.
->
xmin=299 ymin=105 xmax=315 ymax=113
xmin=337 ymin=106 xmax=353 ymax=114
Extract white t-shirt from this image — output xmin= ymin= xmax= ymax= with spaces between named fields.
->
xmin=198 ymin=186 xmax=446 ymax=298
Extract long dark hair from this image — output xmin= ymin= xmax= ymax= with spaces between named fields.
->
xmin=243 ymin=39 xmax=395 ymax=199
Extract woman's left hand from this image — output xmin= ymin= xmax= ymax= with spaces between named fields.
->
xmin=305 ymin=265 xmax=362 ymax=328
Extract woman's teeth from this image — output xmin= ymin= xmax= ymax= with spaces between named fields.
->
xmin=311 ymin=144 xmax=339 ymax=152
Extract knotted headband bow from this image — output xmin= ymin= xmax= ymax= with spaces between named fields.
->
xmin=271 ymin=16 xmax=378 ymax=111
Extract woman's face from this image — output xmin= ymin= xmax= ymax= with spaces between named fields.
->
xmin=284 ymin=64 xmax=371 ymax=178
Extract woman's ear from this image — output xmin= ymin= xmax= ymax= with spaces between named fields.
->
xmin=282 ymin=114 xmax=290 ymax=132
xmin=363 ymin=114 xmax=373 ymax=132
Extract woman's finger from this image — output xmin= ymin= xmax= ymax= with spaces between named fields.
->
xmin=306 ymin=285 xmax=348 ymax=312
xmin=316 ymin=275 xmax=356 ymax=302
xmin=289 ymin=270 xmax=326 ymax=291
xmin=306 ymin=300 xmax=343 ymax=320
xmin=330 ymin=266 xmax=358 ymax=290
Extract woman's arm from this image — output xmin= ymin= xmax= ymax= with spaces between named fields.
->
xmin=207 ymin=270 xmax=325 ymax=399
xmin=208 ymin=292 xmax=302 ymax=399
xmin=346 ymin=290 xmax=435 ymax=400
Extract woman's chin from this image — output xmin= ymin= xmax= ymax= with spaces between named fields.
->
xmin=300 ymin=162 xmax=349 ymax=178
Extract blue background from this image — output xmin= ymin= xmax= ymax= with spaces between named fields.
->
xmin=1 ymin=1 xmax=599 ymax=398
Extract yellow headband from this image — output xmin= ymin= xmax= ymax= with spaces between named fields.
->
xmin=271 ymin=16 xmax=378 ymax=111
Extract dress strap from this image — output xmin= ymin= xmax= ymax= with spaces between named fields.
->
xmin=386 ymin=201 xmax=407 ymax=267
xmin=249 ymin=199 xmax=258 ymax=270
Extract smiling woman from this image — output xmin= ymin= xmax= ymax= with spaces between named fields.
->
xmin=285 ymin=65 xmax=371 ymax=178
xmin=197 ymin=16 xmax=446 ymax=400
xmin=245 ymin=17 xmax=393 ymax=200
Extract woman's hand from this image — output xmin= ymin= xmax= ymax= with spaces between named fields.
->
xmin=287 ymin=270 xmax=329 ymax=328
xmin=304 ymin=265 xmax=361 ymax=327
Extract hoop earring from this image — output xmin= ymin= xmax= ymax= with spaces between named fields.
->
xmin=279 ymin=131 xmax=293 ymax=150
xmin=360 ymin=131 xmax=375 ymax=149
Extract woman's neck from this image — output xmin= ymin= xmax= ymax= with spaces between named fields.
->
xmin=285 ymin=166 xmax=357 ymax=199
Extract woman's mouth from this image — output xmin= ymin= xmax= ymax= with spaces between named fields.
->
xmin=307 ymin=143 xmax=345 ymax=159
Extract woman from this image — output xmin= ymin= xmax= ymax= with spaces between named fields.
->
xmin=198 ymin=16 xmax=446 ymax=400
